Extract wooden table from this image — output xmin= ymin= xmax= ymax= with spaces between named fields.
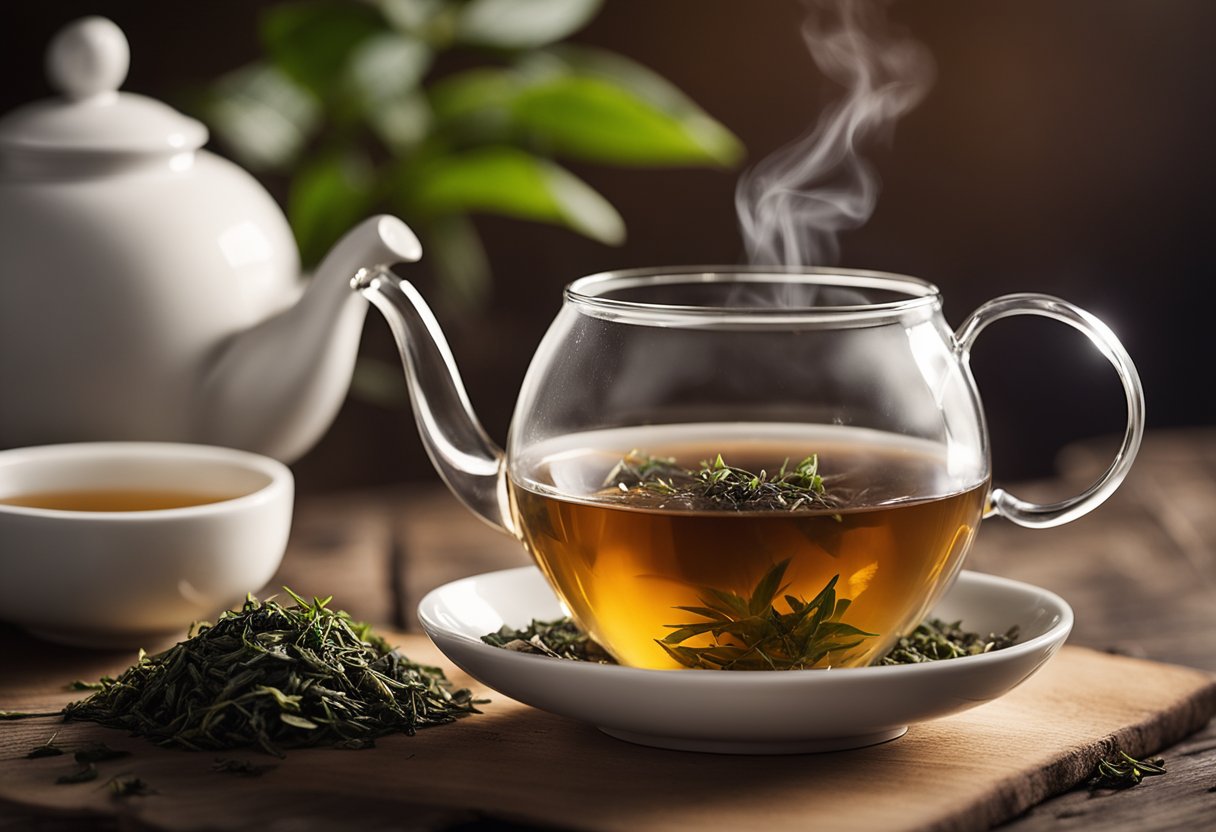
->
xmin=3 ymin=429 xmax=1215 ymax=829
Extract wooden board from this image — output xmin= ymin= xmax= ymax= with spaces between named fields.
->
xmin=1 ymin=632 xmax=1213 ymax=832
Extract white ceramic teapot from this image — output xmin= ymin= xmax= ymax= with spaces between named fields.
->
xmin=0 ymin=17 xmax=421 ymax=462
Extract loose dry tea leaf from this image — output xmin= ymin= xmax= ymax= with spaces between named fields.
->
xmin=603 ymin=451 xmax=842 ymax=512
xmin=74 ymin=743 xmax=131 ymax=764
xmin=65 ymin=590 xmax=482 ymax=757
xmin=880 ymin=618 xmax=1020 ymax=665
xmin=212 ymin=758 xmax=277 ymax=777
xmin=56 ymin=764 xmax=98 ymax=785
xmin=657 ymin=560 xmax=875 ymax=670
xmin=0 ymin=710 xmax=61 ymax=719
xmin=482 ymin=619 xmax=613 ymax=663
xmin=109 ymin=775 xmax=153 ymax=798
xmin=25 ymin=733 xmax=64 ymax=759
xmin=1087 ymin=750 xmax=1167 ymax=790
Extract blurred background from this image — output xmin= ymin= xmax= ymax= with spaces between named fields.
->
xmin=3 ymin=0 xmax=1213 ymax=493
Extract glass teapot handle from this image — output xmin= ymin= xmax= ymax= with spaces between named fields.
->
xmin=954 ymin=294 xmax=1145 ymax=529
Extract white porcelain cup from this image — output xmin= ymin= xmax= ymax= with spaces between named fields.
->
xmin=0 ymin=442 xmax=293 ymax=648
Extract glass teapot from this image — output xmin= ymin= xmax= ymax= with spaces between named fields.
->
xmin=358 ymin=267 xmax=1143 ymax=669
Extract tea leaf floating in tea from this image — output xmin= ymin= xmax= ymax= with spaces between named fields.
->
xmin=64 ymin=590 xmax=481 ymax=757
xmin=658 ymin=560 xmax=876 ymax=670
xmin=603 ymin=451 xmax=842 ymax=511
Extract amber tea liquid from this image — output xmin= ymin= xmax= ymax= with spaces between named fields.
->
xmin=509 ymin=424 xmax=989 ymax=670
xmin=0 ymin=489 xmax=237 ymax=512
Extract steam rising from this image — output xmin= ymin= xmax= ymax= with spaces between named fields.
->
xmin=736 ymin=0 xmax=935 ymax=266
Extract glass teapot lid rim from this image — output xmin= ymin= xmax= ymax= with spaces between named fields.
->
xmin=565 ymin=267 xmax=942 ymax=323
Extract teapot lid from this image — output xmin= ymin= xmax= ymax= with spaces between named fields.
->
xmin=0 ymin=17 xmax=208 ymax=155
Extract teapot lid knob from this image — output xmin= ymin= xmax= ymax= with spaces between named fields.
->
xmin=47 ymin=17 xmax=130 ymax=102
xmin=0 ymin=16 xmax=207 ymax=157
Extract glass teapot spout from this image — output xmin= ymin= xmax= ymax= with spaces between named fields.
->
xmin=354 ymin=271 xmax=512 ymax=534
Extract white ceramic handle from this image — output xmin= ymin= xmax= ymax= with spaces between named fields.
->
xmin=954 ymin=293 xmax=1145 ymax=529
xmin=47 ymin=17 xmax=130 ymax=101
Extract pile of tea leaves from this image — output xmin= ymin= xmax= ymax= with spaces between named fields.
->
xmin=482 ymin=617 xmax=614 ymax=663
xmin=63 ymin=590 xmax=479 ymax=756
xmin=879 ymin=618 xmax=1020 ymax=665
xmin=602 ymin=450 xmax=842 ymax=512
xmin=485 ymin=619 xmax=612 ymax=664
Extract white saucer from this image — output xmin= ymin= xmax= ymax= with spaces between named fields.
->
xmin=419 ymin=567 xmax=1072 ymax=754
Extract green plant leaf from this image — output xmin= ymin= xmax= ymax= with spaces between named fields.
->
xmin=430 ymin=68 xmax=517 ymax=121
xmin=456 ymin=0 xmax=601 ymax=49
xmin=262 ymin=1 xmax=387 ymax=97
xmin=526 ymin=44 xmax=743 ymax=165
xmin=405 ymin=147 xmax=624 ymax=245
xmin=288 ymin=153 xmax=375 ymax=268
xmin=368 ymin=92 xmax=433 ymax=154
xmin=346 ymin=32 xmax=432 ymax=107
xmin=201 ymin=62 xmax=320 ymax=171
xmin=427 ymin=68 xmax=517 ymax=145
xmin=512 ymin=74 xmax=742 ymax=167
xmin=380 ymin=0 xmax=447 ymax=35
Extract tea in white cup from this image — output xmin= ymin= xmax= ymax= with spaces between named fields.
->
xmin=0 ymin=442 xmax=293 ymax=648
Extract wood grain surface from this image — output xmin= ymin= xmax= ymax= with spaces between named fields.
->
xmin=1 ymin=631 xmax=1213 ymax=832
xmin=3 ymin=429 xmax=1216 ymax=830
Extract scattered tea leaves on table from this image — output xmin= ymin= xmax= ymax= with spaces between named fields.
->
xmin=25 ymin=733 xmax=64 ymax=759
xmin=0 ymin=710 xmax=61 ymax=719
xmin=108 ymin=775 xmax=154 ymax=799
xmin=56 ymin=764 xmax=98 ymax=785
xmin=603 ymin=450 xmax=844 ymax=511
xmin=213 ymin=757 xmax=278 ymax=777
xmin=880 ymin=618 xmax=1020 ymax=665
xmin=74 ymin=743 xmax=131 ymax=764
xmin=657 ymin=560 xmax=876 ymax=670
xmin=1086 ymin=750 xmax=1167 ymax=790
xmin=65 ymin=590 xmax=482 ymax=757
xmin=68 ymin=680 xmax=107 ymax=691
xmin=482 ymin=618 xmax=614 ymax=663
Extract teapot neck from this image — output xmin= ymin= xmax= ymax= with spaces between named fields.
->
xmin=355 ymin=270 xmax=513 ymax=535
